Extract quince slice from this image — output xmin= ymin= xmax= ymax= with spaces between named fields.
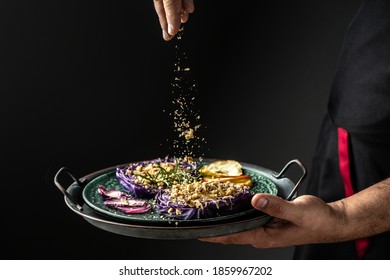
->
xmin=202 ymin=175 xmax=253 ymax=187
xmin=199 ymin=160 xmax=243 ymax=177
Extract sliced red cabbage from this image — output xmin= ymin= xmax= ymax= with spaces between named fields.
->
xmin=155 ymin=186 xmax=252 ymax=220
xmin=97 ymin=185 xmax=151 ymax=214
xmin=116 ymin=156 xmax=197 ymax=198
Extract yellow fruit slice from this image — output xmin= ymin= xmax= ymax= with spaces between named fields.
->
xmin=202 ymin=175 xmax=253 ymax=187
xmin=199 ymin=160 xmax=243 ymax=177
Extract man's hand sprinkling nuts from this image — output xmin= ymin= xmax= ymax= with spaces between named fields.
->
xmin=153 ymin=0 xmax=195 ymax=41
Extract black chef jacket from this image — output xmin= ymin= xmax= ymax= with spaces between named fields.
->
xmin=294 ymin=0 xmax=390 ymax=259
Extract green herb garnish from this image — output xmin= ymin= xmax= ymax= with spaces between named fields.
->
xmin=133 ymin=157 xmax=199 ymax=187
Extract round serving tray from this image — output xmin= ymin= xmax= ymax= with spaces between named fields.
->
xmin=54 ymin=159 xmax=306 ymax=239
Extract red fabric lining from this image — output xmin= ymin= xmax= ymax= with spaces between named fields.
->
xmin=337 ymin=127 xmax=370 ymax=259
xmin=338 ymin=128 xmax=355 ymax=197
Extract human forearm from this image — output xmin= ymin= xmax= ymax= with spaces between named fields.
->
xmin=330 ymin=178 xmax=390 ymax=241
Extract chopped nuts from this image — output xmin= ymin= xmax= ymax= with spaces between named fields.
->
xmin=164 ymin=181 xmax=250 ymax=208
xmin=126 ymin=157 xmax=196 ymax=189
xmin=163 ymin=26 xmax=206 ymax=158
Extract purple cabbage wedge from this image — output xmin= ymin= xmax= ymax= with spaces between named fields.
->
xmin=98 ymin=186 xmax=151 ymax=214
xmin=116 ymin=156 xmax=198 ymax=198
xmin=155 ymin=182 xmax=252 ymax=220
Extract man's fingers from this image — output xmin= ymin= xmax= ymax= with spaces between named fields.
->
xmin=200 ymin=228 xmax=268 ymax=247
xmin=163 ymin=0 xmax=182 ymax=36
xmin=201 ymin=195 xmax=299 ymax=244
xmin=182 ymin=0 xmax=195 ymax=13
xmin=181 ymin=10 xmax=189 ymax=23
xmin=154 ymin=0 xmax=168 ymax=31
xmin=181 ymin=0 xmax=194 ymax=23
xmin=154 ymin=0 xmax=174 ymax=40
xmin=154 ymin=0 xmax=195 ymax=40
xmin=200 ymin=232 xmax=248 ymax=245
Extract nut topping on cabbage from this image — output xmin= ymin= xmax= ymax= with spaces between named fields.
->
xmin=164 ymin=181 xmax=250 ymax=208
xmin=116 ymin=156 xmax=197 ymax=198
xmin=156 ymin=181 xmax=252 ymax=220
xmin=115 ymin=158 xmax=254 ymax=219
xmin=156 ymin=159 xmax=254 ymax=219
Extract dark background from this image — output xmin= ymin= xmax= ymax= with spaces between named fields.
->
xmin=1 ymin=0 xmax=362 ymax=259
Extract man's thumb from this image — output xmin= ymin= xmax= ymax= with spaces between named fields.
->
xmin=251 ymin=193 xmax=296 ymax=221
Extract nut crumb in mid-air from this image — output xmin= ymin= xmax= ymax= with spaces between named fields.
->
xmin=163 ymin=26 xmax=207 ymax=158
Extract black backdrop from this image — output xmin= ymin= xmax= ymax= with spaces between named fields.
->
xmin=1 ymin=0 xmax=361 ymax=259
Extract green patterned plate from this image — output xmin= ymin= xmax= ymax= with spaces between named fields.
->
xmin=82 ymin=163 xmax=277 ymax=225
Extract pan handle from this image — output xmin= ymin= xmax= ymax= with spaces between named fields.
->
xmin=54 ymin=167 xmax=84 ymax=211
xmin=272 ymin=159 xmax=307 ymax=201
